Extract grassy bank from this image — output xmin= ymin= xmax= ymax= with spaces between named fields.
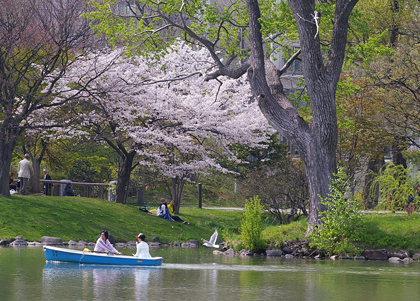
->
xmin=1 ymin=195 xmax=420 ymax=254
xmin=0 ymin=195 xmax=245 ymax=243
xmin=362 ymin=213 xmax=420 ymax=252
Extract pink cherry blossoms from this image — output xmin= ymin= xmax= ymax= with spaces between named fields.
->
xmin=52 ymin=42 xmax=273 ymax=180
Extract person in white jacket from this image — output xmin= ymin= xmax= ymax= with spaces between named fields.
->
xmin=17 ymin=154 xmax=34 ymax=195
xmin=133 ymin=233 xmax=151 ymax=258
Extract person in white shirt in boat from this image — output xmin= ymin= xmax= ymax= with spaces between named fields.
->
xmin=133 ymin=233 xmax=151 ymax=258
xmin=94 ymin=230 xmax=122 ymax=255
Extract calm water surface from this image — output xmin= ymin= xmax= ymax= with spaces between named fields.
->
xmin=1 ymin=246 xmax=420 ymax=301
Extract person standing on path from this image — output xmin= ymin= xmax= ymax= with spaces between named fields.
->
xmin=43 ymin=169 xmax=53 ymax=196
xmin=18 ymin=154 xmax=34 ymax=195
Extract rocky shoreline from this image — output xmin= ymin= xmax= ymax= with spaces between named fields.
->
xmin=2 ymin=236 xmax=420 ymax=263
xmin=0 ymin=235 xmax=199 ymax=249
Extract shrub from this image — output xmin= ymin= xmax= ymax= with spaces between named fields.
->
xmin=309 ymin=167 xmax=364 ymax=255
xmin=370 ymin=163 xmax=420 ymax=212
xmin=240 ymin=196 xmax=266 ymax=252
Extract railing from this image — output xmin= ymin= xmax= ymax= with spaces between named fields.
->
xmin=39 ymin=179 xmax=113 ymax=200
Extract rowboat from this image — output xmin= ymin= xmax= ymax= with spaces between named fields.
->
xmin=43 ymin=246 xmax=163 ymax=266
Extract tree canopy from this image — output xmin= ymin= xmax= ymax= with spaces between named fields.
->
xmin=85 ymin=0 xmax=359 ymax=225
xmin=0 ymin=0 xmax=95 ymax=195
xmin=51 ymin=42 xmax=272 ymax=205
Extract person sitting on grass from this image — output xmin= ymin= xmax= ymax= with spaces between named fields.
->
xmin=94 ymin=230 xmax=122 ymax=255
xmin=156 ymin=198 xmax=174 ymax=221
xmin=132 ymin=233 xmax=152 ymax=258
xmin=168 ymin=200 xmax=189 ymax=224
xmin=63 ymin=182 xmax=75 ymax=196
xmin=9 ymin=172 xmax=16 ymax=191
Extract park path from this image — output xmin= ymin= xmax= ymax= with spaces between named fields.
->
xmin=202 ymin=207 xmax=408 ymax=214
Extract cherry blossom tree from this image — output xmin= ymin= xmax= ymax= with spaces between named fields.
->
xmin=53 ymin=43 xmax=272 ymax=206
xmin=86 ymin=0 xmax=359 ymax=225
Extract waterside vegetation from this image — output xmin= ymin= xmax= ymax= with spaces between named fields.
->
xmin=1 ymin=195 xmax=420 ymax=256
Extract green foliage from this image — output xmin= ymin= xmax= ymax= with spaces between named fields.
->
xmin=239 ymin=156 xmax=309 ymax=224
xmin=309 ymin=167 xmax=364 ymax=255
xmin=404 ymin=149 xmax=420 ymax=169
xmin=68 ymin=156 xmax=109 ymax=183
xmin=240 ymin=196 xmax=266 ymax=252
xmin=346 ymin=31 xmax=394 ymax=68
xmin=224 ymin=133 xmax=288 ymax=174
xmin=85 ymin=0 xmax=252 ymax=59
xmin=263 ymin=218 xmax=307 ymax=249
xmin=45 ymin=140 xmax=117 ymax=183
xmin=370 ymin=163 xmax=420 ymax=212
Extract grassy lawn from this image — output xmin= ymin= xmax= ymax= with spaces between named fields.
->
xmin=0 ymin=195 xmax=244 ymax=244
xmin=1 ymin=194 xmax=420 ymax=253
xmin=362 ymin=213 xmax=420 ymax=252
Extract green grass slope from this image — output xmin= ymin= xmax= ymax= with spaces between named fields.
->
xmin=0 ymin=195 xmax=243 ymax=243
xmin=2 ymin=195 xmax=420 ymax=253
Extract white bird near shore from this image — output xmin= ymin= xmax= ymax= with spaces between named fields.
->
xmin=201 ymin=229 xmax=224 ymax=248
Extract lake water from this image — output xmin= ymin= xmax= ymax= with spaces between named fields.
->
xmin=1 ymin=246 xmax=420 ymax=301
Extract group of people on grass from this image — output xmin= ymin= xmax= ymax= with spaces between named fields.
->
xmin=94 ymin=230 xmax=151 ymax=258
xmin=155 ymin=198 xmax=189 ymax=224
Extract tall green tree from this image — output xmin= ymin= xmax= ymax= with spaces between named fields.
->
xmin=87 ymin=0 xmax=359 ymax=226
xmin=368 ymin=44 xmax=420 ymax=150
xmin=348 ymin=0 xmax=420 ymax=169
xmin=334 ymin=1 xmax=420 ymax=206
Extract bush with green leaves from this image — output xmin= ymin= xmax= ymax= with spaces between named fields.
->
xmin=309 ymin=167 xmax=364 ymax=255
xmin=370 ymin=163 xmax=420 ymax=212
xmin=240 ymin=196 xmax=266 ymax=252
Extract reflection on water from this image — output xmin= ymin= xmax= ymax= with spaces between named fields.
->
xmin=134 ymin=266 xmax=151 ymax=300
xmin=1 ymin=247 xmax=420 ymax=301
xmin=42 ymin=262 xmax=159 ymax=301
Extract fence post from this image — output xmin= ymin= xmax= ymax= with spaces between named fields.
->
xmin=198 ymin=183 xmax=202 ymax=208
xmin=108 ymin=181 xmax=117 ymax=202
xmin=137 ymin=186 xmax=145 ymax=205
xmin=59 ymin=180 xmax=70 ymax=196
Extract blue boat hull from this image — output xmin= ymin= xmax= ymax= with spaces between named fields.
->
xmin=43 ymin=246 xmax=163 ymax=266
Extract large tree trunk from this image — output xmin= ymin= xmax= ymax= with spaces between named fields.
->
xmin=246 ymin=0 xmax=357 ymax=225
xmin=171 ymin=176 xmax=185 ymax=215
xmin=0 ymin=148 xmax=14 ymax=195
xmin=30 ymin=156 xmax=42 ymax=193
xmin=115 ymin=151 xmax=136 ymax=203
xmin=0 ymin=125 xmax=21 ymax=195
xmin=391 ymin=142 xmax=407 ymax=168
xmin=301 ymin=137 xmax=335 ymax=225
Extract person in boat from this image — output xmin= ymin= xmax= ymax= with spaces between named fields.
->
xmin=156 ymin=198 xmax=174 ymax=221
xmin=94 ymin=230 xmax=122 ymax=255
xmin=167 ymin=200 xmax=189 ymax=224
xmin=132 ymin=233 xmax=151 ymax=258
